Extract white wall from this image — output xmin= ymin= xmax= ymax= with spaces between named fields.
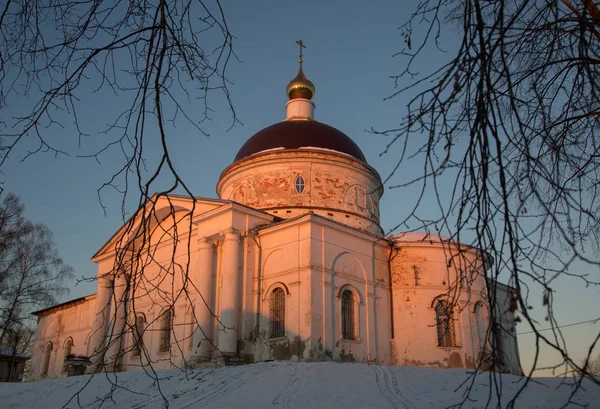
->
xmin=30 ymin=295 xmax=95 ymax=381
xmin=30 ymin=195 xmax=521 ymax=379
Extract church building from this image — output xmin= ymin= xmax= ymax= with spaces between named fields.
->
xmin=29 ymin=49 xmax=522 ymax=381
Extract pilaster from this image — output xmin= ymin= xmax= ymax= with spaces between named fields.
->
xmin=85 ymin=275 xmax=113 ymax=373
xmin=191 ymin=237 xmax=214 ymax=360
xmin=105 ymin=271 xmax=128 ymax=371
xmin=218 ymin=228 xmax=240 ymax=356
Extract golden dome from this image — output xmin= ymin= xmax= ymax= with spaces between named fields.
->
xmin=286 ymin=65 xmax=315 ymax=100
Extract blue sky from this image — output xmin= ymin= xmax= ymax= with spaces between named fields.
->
xmin=1 ymin=0 xmax=598 ymax=375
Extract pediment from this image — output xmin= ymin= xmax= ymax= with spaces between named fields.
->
xmin=92 ymin=194 xmax=230 ymax=261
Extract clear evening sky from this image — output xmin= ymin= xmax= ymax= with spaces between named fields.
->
xmin=1 ymin=0 xmax=598 ymax=376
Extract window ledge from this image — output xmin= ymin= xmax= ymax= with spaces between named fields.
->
xmin=265 ymin=336 xmax=287 ymax=343
xmin=339 ymin=337 xmax=361 ymax=344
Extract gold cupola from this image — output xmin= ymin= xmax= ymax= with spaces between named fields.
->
xmin=286 ymin=40 xmax=315 ymax=100
xmin=286 ymin=65 xmax=315 ymax=100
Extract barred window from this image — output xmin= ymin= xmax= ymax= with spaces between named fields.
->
xmin=133 ymin=314 xmax=146 ymax=356
xmin=270 ymin=288 xmax=286 ymax=338
xmin=341 ymin=290 xmax=355 ymax=340
xmin=435 ymin=300 xmax=456 ymax=347
xmin=42 ymin=342 xmax=53 ymax=376
xmin=159 ymin=310 xmax=172 ymax=353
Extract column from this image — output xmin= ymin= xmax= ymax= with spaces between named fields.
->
xmin=218 ymin=228 xmax=240 ymax=355
xmin=192 ymin=238 xmax=214 ymax=360
xmin=86 ymin=275 xmax=113 ymax=373
xmin=105 ymin=272 xmax=128 ymax=371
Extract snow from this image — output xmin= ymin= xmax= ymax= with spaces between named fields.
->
xmin=297 ymin=146 xmax=350 ymax=156
xmin=387 ymin=232 xmax=454 ymax=244
xmin=0 ymin=362 xmax=597 ymax=409
xmin=253 ymin=147 xmax=285 ymax=155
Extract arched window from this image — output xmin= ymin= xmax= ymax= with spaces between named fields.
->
xmin=435 ymin=300 xmax=456 ymax=347
xmin=294 ymin=175 xmax=305 ymax=194
xmin=341 ymin=290 xmax=355 ymax=340
xmin=269 ymin=288 xmax=286 ymax=338
xmin=474 ymin=302 xmax=487 ymax=349
xmin=159 ymin=309 xmax=172 ymax=353
xmin=62 ymin=338 xmax=73 ymax=375
xmin=85 ymin=332 xmax=93 ymax=357
xmin=63 ymin=338 xmax=73 ymax=358
xmin=133 ymin=314 xmax=146 ymax=356
xmin=41 ymin=342 xmax=53 ymax=376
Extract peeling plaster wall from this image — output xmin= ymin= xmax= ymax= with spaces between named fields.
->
xmin=235 ymin=215 xmax=391 ymax=365
xmin=244 ymin=222 xmax=313 ymax=362
xmin=307 ymin=221 xmax=391 ymax=365
xmin=217 ymin=151 xmax=383 ymax=235
xmin=389 ymin=240 xmax=490 ymax=371
xmin=30 ymin=195 xmax=520 ymax=379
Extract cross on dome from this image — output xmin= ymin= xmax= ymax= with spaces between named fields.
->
xmin=296 ymin=39 xmax=306 ymax=64
xmin=286 ymin=39 xmax=315 ymax=101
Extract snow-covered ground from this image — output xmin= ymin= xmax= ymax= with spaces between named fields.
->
xmin=0 ymin=362 xmax=598 ymax=408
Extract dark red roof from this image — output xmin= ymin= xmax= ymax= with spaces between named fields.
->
xmin=234 ymin=121 xmax=367 ymax=163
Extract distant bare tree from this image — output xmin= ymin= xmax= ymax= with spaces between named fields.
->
xmin=378 ymin=0 xmax=600 ymax=404
xmin=4 ymin=325 xmax=34 ymax=356
xmin=0 ymin=193 xmax=25 ymax=298
xmin=0 ymin=194 xmax=72 ymax=347
xmin=0 ymin=194 xmax=73 ymax=348
xmin=582 ymin=354 xmax=600 ymax=377
xmin=4 ymin=325 xmax=35 ymax=381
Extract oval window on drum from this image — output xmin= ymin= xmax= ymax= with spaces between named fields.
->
xmin=295 ymin=175 xmax=305 ymax=194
